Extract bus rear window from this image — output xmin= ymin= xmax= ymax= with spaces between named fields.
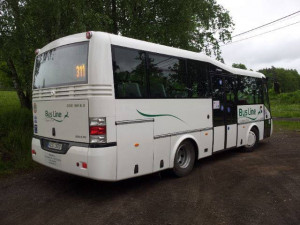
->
xmin=33 ymin=42 xmax=89 ymax=89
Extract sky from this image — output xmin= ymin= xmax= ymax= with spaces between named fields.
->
xmin=216 ymin=0 xmax=300 ymax=73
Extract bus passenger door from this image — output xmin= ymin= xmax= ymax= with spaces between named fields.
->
xmin=263 ymin=79 xmax=272 ymax=138
xmin=212 ymin=75 xmax=225 ymax=152
xmin=224 ymin=76 xmax=237 ymax=149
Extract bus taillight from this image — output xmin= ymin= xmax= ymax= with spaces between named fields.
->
xmin=89 ymin=117 xmax=106 ymax=143
xmin=90 ymin=126 xmax=106 ymax=135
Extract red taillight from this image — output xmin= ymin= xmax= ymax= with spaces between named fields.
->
xmin=86 ymin=31 xmax=93 ymax=39
xmin=82 ymin=162 xmax=88 ymax=169
xmin=89 ymin=126 xmax=106 ymax=135
xmin=32 ymin=149 xmax=36 ymax=155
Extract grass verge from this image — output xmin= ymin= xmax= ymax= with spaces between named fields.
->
xmin=269 ymin=90 xmax=300 ymax=118
xmin=273 ymin=120 xmax=300 ymax=132
xmin=0 ymin=91 xmax=35 ymax=176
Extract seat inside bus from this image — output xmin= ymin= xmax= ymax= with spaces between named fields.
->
xmin=117 ymin=83 xmax=142 ymax=98
xmin=150 ymin=84 xmax=167 ymax=98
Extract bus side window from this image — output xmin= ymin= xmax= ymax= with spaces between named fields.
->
xmin=263 ymin=80 xmax=271 ymax=111
xmin=148 ymin=54 xmax=188 ymax=98
xmin=237 ymin=76 xmax=262 ymax=105
xmin=256 ymin=78 xmax=264 ymax=104
xmin=112 ymin=46 xmax=147 ymax=98
xmin=187 ymin=60 xmax=210 ymax=98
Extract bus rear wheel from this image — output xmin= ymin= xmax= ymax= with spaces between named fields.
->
xmin=173 ymin=140 xmax=195 ymax=177
xmin=243 ymin=127 xmax=259 ymax=152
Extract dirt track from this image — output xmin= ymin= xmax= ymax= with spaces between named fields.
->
xmin=0 ymin=131 xmax=299 ymax=225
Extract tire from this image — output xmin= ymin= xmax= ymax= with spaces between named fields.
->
xmin=173 ymin=140 xmax=196 ymax=177
xmin=243 ymin=127 xmax=259 ymax=152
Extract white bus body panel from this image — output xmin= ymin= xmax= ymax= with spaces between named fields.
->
xmin=213 ymin=126 xmax=225 ymax=152
xmin=116 ymin=122 xmax=154 ymax=180
xmin=32 ymin=138 xmax=117 ymax=181
xmin=33 ymin=100 xmax=89 ymax=143
xmin=153 ymin=138 xmax=171 ymax=172
xmin=226 ymin=124 xmax=237 ymax=148
xmin=115 ymin=99 xmax=213 ymax=136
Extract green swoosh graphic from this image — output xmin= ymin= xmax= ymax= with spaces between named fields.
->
xmin=137 ymin=110 xmax=186 ymax=123
xmin=244 ymin=116 xmax=258 ymax=121
xmin=48 ymin=117 xmax=64 ymax=122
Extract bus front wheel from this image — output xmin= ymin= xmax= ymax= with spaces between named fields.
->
xmin=243 ymin=127 xmax=259 ymax=152
xmin=173 ymin=140 xmax=195 ymax=177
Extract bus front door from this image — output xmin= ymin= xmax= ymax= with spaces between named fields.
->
xmin=212 ymin=74 xmax=237 ymax=152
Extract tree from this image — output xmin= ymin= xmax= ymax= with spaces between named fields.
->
xmin=0 ymin=0 xmax=234 ymax=108
xmin=232 ymin=63 xmax=247 ymax=70
xmin=0 ymin=61 xmax=13 ymax=89
xmin=259 ymin=67 xmax=300 ymax=93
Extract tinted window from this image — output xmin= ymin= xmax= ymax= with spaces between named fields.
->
xmin=255 ymin=78 xmax=264 ymax=104
xmin=113 ymin=47 xmax=147 ymax=98
xmin=225 ymin=76 xmax=237 ymax=124
xmin=263 ymin=79 xmax=271 ymax=110
xmin=238 ymin=76 xmax=263 ymax=105
xmin=148 ymin=54 xmax=187 ymax=98
xmin=187 ymin=60 xmax=210 ymax=97
xmin=212 ymin=75 xmax=225 ymax=126
xmin=33 ymin=42 xmax=88 ymax=89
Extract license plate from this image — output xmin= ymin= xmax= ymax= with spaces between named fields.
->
xmin=47 ymin=141 xmax=63 ymax=151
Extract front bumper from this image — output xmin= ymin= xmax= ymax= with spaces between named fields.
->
xmin=31 ymin=138 xmax=117 ymax=181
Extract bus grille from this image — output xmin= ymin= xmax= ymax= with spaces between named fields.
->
xmin=32 ymin=84 xmax=113 ymax=100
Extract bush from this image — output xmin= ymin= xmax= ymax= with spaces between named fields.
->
xmin=269 ymin=90 xmax=300 ymax=105
xmin=0 ymin=91 xmax=34 ymax=175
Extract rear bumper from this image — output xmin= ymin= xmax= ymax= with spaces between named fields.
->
xmin=31 ymin=138 xmax=117 ymax=181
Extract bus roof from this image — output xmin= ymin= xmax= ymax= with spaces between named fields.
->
xmin=38 ymin=31 xmax=265 ymax=79
xmin=107 ymin=32 xmax=265 ymax=79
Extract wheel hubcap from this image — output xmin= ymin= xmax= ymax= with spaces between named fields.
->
xmin=246 ymin=131 xmax=256 ymax=148
xmin=176 ymin=145 xmax=191 ymax=168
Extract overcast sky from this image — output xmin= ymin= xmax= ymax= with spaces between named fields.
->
xmin=216 ymin=0 xmax=300 ymax=73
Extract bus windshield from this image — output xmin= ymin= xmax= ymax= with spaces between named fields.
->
xmin=33 ymin=42 xmax=89 ymax=89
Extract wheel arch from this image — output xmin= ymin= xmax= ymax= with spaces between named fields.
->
xmin=169 ymin=134 xmax=199 ymax=168
xmin=246 ymin=124 xmax=260 ymax=144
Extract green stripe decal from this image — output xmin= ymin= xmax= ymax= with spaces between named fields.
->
xmin=244 ymin=116 xmax=258 ymax=121
xmin=137 ymin=110 xmax=186 ymax=123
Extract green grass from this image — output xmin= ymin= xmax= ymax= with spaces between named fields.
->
xmin=0 ymin=91 xmax=34 ymax=176
xmin=269 ymin=90 xmax=300 ymax=131
xmin=269 ymin=90 xmax=300 ymax=118
xmin=273 ymin=120 xmax=300 ymax=131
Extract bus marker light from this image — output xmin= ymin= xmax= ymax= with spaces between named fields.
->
xmin=31 ymin=149 xmax=36 ymax=155
xmin=134 ymin=143 xmax=139 ymax=147
xmin=82 ymin=162 xmax=88 ymax=169
xmin=86 ymin=31 xmax=93 ymax=39
xmin=205 ymin=133 xmax=208 ymax=136
xmin=243 ymin=126 xmax=245 ymax=128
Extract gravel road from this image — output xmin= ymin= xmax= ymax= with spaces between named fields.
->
xmin=0 ymin=131 xmax=299 ymax=225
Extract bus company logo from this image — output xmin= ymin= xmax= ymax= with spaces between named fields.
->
xmin=239 ymin=107 xmax=262 ymax=121
xmin=45 ymin=110 xmax=69 ymax=122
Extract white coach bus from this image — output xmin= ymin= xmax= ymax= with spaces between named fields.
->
xmin=31 ymin=31 xmax=272 ymax=181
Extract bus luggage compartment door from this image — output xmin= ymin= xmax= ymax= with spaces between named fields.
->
xmin=116 ymin=121 xmax=154 ymax=180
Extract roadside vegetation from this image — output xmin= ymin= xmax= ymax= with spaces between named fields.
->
xmin=0 ymin=91 xmax=34 ymax=176
xmin=270 ymin=90 xmax=300 ymax=131
xmin=269 ymin=90 xmax=300 ymax=118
